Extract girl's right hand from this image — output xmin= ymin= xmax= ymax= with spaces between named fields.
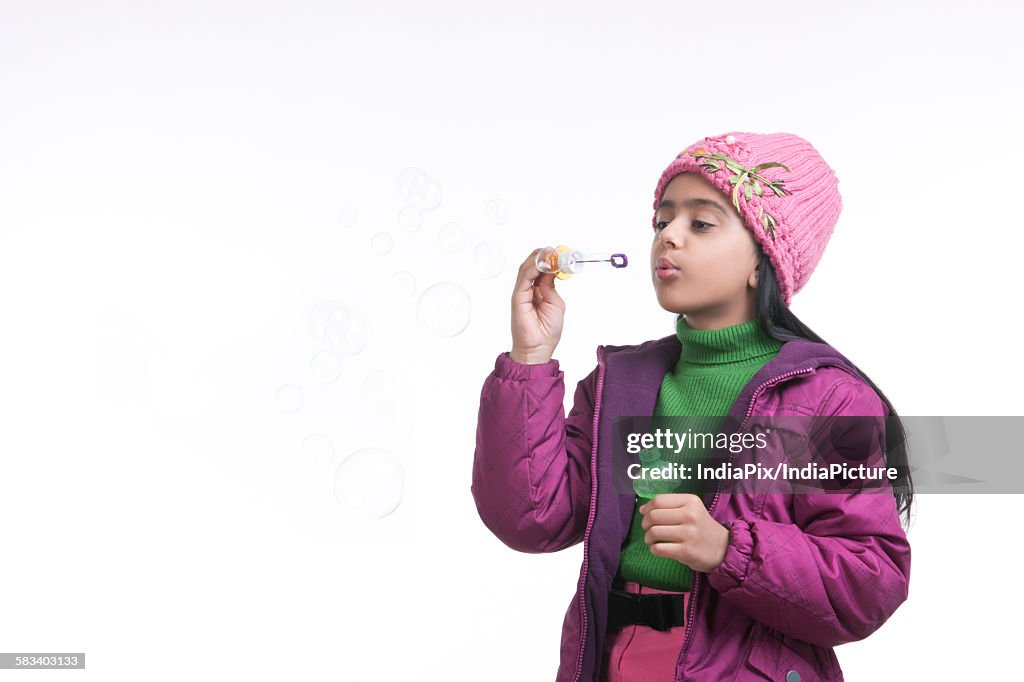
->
xmin=509 ymin=248 xmax=565 ymax=364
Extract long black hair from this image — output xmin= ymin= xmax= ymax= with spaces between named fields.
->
xmin=677 ymin=250 xmax=915 ymax=530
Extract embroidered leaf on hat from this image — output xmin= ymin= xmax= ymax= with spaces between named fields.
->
xmin=692 ymin=151 xmax=792 ymax=243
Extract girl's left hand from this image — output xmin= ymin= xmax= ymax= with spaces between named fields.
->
xmin=639 ymin=494 xmax=730 ymax=573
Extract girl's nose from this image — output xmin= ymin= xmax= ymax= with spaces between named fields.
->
xmin=659 ymin=220 xmax=683 ymax=249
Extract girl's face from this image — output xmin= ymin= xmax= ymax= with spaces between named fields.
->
xmin=650 ymin=172 xmax=760 ymax=328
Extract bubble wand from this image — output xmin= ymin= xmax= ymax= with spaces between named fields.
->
xmin=535 ymin=245 xmax=629 ymax=280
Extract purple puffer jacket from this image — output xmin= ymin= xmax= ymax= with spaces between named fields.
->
xmin=472 ymin=333 xmax=911 ymax=681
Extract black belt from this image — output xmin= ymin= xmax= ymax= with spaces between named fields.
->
xmin=606 ymin=587 xmax=687 ymax=632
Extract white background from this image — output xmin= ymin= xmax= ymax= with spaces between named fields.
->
xmin=2 ymin=0 xmax=1022 ymax=679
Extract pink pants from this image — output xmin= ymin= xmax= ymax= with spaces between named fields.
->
xmin=598 ymin=581 xmax=690 ymax=682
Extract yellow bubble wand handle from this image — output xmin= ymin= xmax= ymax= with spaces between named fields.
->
xmin=535 ymin=245 xmax=628 ymax=280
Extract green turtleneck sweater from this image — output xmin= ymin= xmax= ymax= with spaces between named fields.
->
xmin=616 ymin=317 xmax=785 ymax=591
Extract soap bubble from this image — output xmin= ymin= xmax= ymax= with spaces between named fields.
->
xmin=371 ymin=232 xmax=393 ymax=255
xmin=310 ymin=301 xmax=348 ymax=341
xmin=396 ymin=167 xmax=442 ymax=211
xmin=397 ymin=206 xmax=423 ymax=232
xmin=275 ymin=384 xmax=304 ymax=413
xmin=310 ymin=349 xmax=344 ymax=383
xmin=334 ymin=447 xmax=404 ymax=519
xmin=396 ymin=167 xmax=423 ymax=200
xmin=485 ymin=198 xmax=511 ymax=224
xmin=338 ymin=206 xmax=358 ymax=230
xmin=410 ymin=175 xmax=442 ymax=211
xmin=303 ymin=434 xmax=335 ymax=468
xmin=473 ymin=240 xmax=505 ymax=279
xmin=391 ymin=271 xmax=417 ymax=298
xmin=308 ymin=302 xmax=367 ymax=354
xmin=324 ymin=311 xmax=367 ymax=355
xmin=437 ymin=222 xmax=465 ymax=254
xmin=417 ymin=282 xmax=471 ymax=337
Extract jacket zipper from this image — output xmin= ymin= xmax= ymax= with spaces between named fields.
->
xmin=571 ymin=345 xmax=607 ymax=682
xmin=673 ymin=366 xmax=817 ymax=681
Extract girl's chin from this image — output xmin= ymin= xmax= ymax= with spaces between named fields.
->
xmin=655 ymin=294 xmax=691 ymax=313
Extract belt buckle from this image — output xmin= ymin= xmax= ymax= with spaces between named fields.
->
xmin=607 ymin=589 xmax=686 ymax=632
xmin=640 ymin=595 xmax=670 ymax=631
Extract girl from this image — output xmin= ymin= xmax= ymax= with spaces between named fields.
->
xmin=472 ymin=131 xmax=913 ymax=681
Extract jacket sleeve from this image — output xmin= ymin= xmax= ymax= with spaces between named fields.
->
xmin=705 ymin=377 xmax=912 ymax=647
xmin=471 ymin=351 xmax=598 ymax=554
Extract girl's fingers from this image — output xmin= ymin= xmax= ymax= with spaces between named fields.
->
xmin=514 ymin=250 xmax=562 ymax=309
xmin=534 ymin=270 xmax=562 ymax=304
xmin=641 ymin=507 xmax=684 ymax=530
xmin=514 ymin=249 xmax=544 ymax=297
xmin=644 ymin=525 xmax=678 ymax=543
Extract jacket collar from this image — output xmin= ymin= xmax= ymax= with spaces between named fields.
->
xmin=600 ymin=331 xmax=870 ymax=424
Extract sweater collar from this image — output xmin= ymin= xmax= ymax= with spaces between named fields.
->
xmin=675 ymin=316 xmax=784 ymax=366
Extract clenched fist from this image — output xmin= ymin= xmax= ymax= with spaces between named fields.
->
xmin=639 ymin=494 xmax=731 ymax=573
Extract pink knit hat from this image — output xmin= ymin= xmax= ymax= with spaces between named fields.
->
xmin=652 ymin=131 xmax=842 ymax=306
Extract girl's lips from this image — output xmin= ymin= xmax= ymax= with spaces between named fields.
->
xmin=656 ymin=257 xmax=678 ymax=270
xmin=655 ymin=267 xmax=679 ymax=281
xmin=655 ymin=256 xmax=680 ymax=281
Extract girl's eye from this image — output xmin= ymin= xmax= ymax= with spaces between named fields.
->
xmin=654 ymin=220 xmax=713 ymax=232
